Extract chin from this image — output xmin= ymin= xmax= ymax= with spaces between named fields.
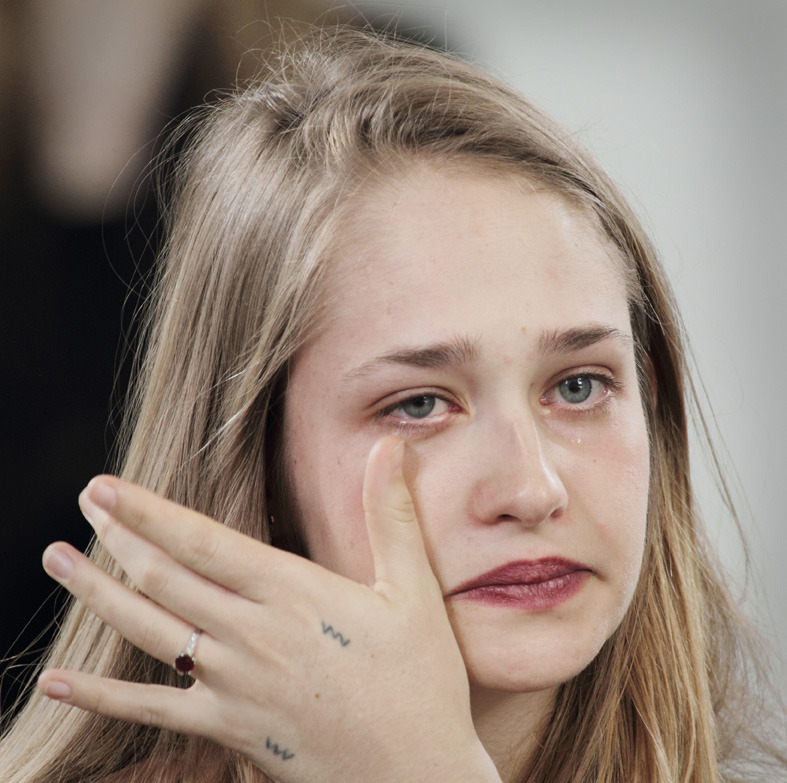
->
xmin=447 ymin=601 xmax=619 ymax=695
xmin=466 ymin=652 xmax=593 ymax=694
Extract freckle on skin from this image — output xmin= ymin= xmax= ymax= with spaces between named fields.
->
xmin=315 ymin=693 xmax=320 ymax=699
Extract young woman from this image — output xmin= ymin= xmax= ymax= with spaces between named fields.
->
xmin=1 ymin=27 xmax=784 ymax=783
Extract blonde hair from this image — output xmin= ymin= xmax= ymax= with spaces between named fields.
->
xmin=1 ymin=27 xmax=784 ymax=783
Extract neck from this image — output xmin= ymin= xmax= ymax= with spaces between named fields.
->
xmin=470 ymin=685 xmax=557 ymax=783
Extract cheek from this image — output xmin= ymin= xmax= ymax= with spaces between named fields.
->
xmin=582 ymin=416 xmax=651 ymax=590
xmin=283 ymin=360 xmax=375 ymax=582
xmin=284 ymin=432 xmax=375 ymax=585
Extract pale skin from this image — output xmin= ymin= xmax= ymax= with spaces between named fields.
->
xmin=39 ymin=164 xmax=651 ymax=782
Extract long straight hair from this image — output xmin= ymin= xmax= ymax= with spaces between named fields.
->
xmin=1 ymin=27 xmax=783 ymax=782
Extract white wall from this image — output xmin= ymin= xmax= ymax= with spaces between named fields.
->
xmin=360 ymin=0 xmax=787 ymax=693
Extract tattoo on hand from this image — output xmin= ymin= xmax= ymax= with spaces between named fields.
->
xmin=266 ymin=736 xmax=295 ymax=761
xmin=321 ymin=620 xmax=350 ymax=647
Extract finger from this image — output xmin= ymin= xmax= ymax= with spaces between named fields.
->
xmin=78 ymin=476 xmax=304 ymax=599
xmin=362 ymin=436 xmax=438 ymax=595
xmin=42 ymin=542 xmax=208 ymax=673
xmin=74 ymin=506 xmax=246 ymax=636
xmin=38 ymin=669 xmax=206 ymax=735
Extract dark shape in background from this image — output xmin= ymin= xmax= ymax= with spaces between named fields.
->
xmin=0 ymin=42 xmax=194 ymax=724
xmin=0 ymin=0 xmax=441 ymax=722
xmin=0 ymin=0 xmax=259 ymax=719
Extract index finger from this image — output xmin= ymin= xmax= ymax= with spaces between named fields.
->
xmin=78 ymin=475 xmax=302 ymax=597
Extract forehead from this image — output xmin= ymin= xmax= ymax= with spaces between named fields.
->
xmin=316 ymin=164 xmax=631 ymax=341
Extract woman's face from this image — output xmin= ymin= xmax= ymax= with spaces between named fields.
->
xmin=283 ymin=164 xmax=650 ymax=694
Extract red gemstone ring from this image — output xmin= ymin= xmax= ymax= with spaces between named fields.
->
xmin=174 ymin=629 xmax=201 ymax=676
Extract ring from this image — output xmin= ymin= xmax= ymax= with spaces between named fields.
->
xmin=173 ymin=629 xmax=201 ymax=676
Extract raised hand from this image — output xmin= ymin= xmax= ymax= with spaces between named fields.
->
xmin=38 ymin=436 xmax=501 ymax=783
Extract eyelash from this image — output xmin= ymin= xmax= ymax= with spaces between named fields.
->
xmin=374 ymin=371 xmax=622 ymax=434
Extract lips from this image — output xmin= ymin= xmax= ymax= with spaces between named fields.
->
xmin=446 ymin=558 xmax=592 ymax=611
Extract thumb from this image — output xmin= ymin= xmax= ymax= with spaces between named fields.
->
xmin=363 ymin=436 xmax=439 ymax=596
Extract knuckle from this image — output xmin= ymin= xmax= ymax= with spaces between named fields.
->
xmin=123 ymin=493 xmax=153 ymax=532
xmin=77 ymin=572 xmax=103 ymax=609
xmin=88 ymin=686 xmax=114 ymax=717
xmin=134 ymin=554 xmax=171 ymax=597
xmin=388 ymin=497 xmax=416 ymax=525
xmin=137 ymin=701 xmax=168 ymax=728
xmin=189 ymin=528 xmax=221 ymax=570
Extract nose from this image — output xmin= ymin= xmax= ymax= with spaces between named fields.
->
xmin=468 ymin=411 xmax=568 ymax=527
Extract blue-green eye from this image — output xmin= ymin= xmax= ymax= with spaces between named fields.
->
xmin=399 ymin=395 xmax=437 ymax=418
xmin=558 ymin=376 xmax=593 ymax=404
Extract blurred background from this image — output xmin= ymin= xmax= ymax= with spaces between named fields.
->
xmin=1 ymin=0 xmax=785 ymax=717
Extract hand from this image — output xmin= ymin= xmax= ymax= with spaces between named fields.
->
xmin=38 ymin=436 xmax=501 ymax=783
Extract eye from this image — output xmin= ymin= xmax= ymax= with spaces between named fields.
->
xmin=382 ymin=394 xmax=451 ymax=421
xmin=398 ymin=395 xmax=439 ymax=419
xmin=541 ymin=372 xmax=618 ymax=410
xmin=558 ymin=376 xmax=593 ymax=404
xmin=374 ymin=392 xmax=458 ymax=431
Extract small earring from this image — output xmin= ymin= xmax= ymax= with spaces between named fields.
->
xmin=269 ymin=514 xmax=276 ymax=528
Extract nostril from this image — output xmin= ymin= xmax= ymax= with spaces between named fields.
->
xmin=550 ymin=504 xmax=567 ymax=521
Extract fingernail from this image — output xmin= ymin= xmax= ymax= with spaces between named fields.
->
xmin=42 ymin=678 xmax=72 ymax=700
xmin=85 ymin=478 xmax=117 ymax=512
xmin=79 ymin=478 xmax=117 ymax=526
xmin=42 ymin=545 xmax=73 ymax=581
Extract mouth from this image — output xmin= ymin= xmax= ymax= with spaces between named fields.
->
xmin=446 ymin=558 xmax=592 ymax=611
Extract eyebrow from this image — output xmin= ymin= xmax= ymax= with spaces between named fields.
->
xmin=537 ymin=325 xmax=633 ymax=355
xmin=342 ymin=335 xmax=480 ymax=382
xmin=342 ymin=325 xmax=632 ymax=384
